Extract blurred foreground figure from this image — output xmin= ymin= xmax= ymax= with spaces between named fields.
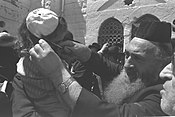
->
xmin=160 ymin=63 xmax=175 ymax=116
xmin=0 ymin=32 xmax=19 ymax=117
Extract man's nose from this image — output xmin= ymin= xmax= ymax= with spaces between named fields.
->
xmin=159 ymin=63 xmax=173 ymax=80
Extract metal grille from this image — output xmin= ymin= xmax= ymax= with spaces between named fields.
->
xmin=98 ymin=17 xmax=124 ymax=67
xmin=98 ymin=17 xmax=124 ymax=48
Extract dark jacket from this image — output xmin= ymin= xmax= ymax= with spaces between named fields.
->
xmin=72 ymin=84 xmax=167 ymax=117
xmin=72 ymin=51 xmax=122 ymax=98
xmin=71 ymin=51 xmax=167 ymax=117
xmin=83 ymin=51 xmax=122 ymax=88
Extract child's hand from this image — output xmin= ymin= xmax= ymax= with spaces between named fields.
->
xmin=29 ymin=39 xmax=65 ymax=77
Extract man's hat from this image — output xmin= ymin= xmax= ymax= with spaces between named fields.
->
xmin=0 ymin=32 xmax=17 ymax=47
xmin=135 ymin=21 xmax=171 ymax=43
xmin=0 ymin=32 xmax=19 ymax=81
xmin=26 ymin=8 xmax=59 ymax=38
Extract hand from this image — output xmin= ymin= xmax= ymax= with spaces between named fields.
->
xmin=0 ymin=80 xmax=8 ymax=93
xmin=159 ymin=63 xmax=173 ymax=80
xmin=98 ymin=43 xmax=109 ymax=54
xmin=60 ymin=40 xmax=92 ymax=62
xmin=29 ymin=39 xmax=68 ymax=79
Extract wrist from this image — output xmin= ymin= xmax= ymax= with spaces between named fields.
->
xmin=57 ymin=76 xmax=76 ymax=94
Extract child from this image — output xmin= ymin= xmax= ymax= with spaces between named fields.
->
xmin=11 ymin=8 xmax=72 ymax=117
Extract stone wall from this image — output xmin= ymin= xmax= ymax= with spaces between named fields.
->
xmin=86 ymin=0 xmax=175 ymax=46
xmin=0 ymin=0 xmax=87 ymax=44
xmin=64 ymin=0 xmax=87 ymax=44
xmin=0 ymin=0 xmax=30 ymax=35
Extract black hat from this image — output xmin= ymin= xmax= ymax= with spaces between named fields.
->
xmin=135 ymin=21 xmax=171 ymax=43
xmin=0 ymin=32 xmax=17 ymax=47
xmin=131 ymin=14 xmax=160 ymax=39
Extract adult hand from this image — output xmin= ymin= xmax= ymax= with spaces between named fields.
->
xmin=159 ymin=63 xmax=173 ymax=80
xmin=29 ymin=39 xmax=68 ymax=79
xmin=60 ymin=40 xmax=92 ymax=62
xmin=98 ymin=43 xmax=109 ymax=54
xmin=0 ymin=80 xmax=8 ymax=93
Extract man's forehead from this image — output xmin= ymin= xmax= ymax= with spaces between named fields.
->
xmin=126 ymin=37 xmax=157 ymax=54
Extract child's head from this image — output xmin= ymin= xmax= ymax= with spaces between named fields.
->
xmin=19 ymin=8 xmax=68 ymax=50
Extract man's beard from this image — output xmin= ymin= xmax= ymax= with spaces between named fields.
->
xmin=104 ymin=69 xmax=146 ymax=105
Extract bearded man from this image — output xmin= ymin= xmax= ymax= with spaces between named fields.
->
xmin=29 ymin=21 xmax=172 ymax=117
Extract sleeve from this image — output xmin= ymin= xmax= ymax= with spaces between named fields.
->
xmin=11 ymin=74 xmax=43 ymax=117
xmin=71 ymin=88 xmax=167 ymax=117
xmin=83 ymin=51 xmax=122 ymax=81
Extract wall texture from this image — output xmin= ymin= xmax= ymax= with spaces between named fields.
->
xmin=86 ymin=0 xmax=175 ymax=46
xmin=0 ymin=0 xmax=86 ymax=44
xmin=1 ymin=0 xmax=174 ymax=45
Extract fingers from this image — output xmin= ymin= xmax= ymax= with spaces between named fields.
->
xmin=59 ymin=40 xmax=75 ymax=54
xmin=64 ymin=46 xmax=73 ymax=53
xmin=29 ymin=43 xmax=44 ymax=59
xmin=38 ymin=39 xmax=52 ymax=51
xmin=59 ymin=40 xmax=75 ymax=47
xmin=29 ymin=47 xmax=39 ymax=59
xmin=1 ymin=80 xmax=8 ymax=93
xmin=34 ymin=44 xmax=43 ymax=55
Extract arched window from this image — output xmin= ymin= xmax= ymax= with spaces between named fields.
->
xmin=98 ymin=17 xmax=124 ymax=48
xmin=98 ymin=17 xmax=124 ymax=66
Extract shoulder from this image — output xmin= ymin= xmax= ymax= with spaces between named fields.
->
xmin=133 ymin=84 xmax=163 ymax=102
xmin=125 ymin=84 xmax=166 ymax=116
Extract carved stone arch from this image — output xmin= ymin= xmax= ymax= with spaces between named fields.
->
xmin=98 ymin=17 xmax=124 ymax=49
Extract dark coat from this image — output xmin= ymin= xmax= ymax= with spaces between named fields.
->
xmin=71 ymin=51 xmax=167 ymax=117
xmin=72 ymin=84 xmax=166 ymax=117
xmin=83 ymin=51 xmax=122 ymax=87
